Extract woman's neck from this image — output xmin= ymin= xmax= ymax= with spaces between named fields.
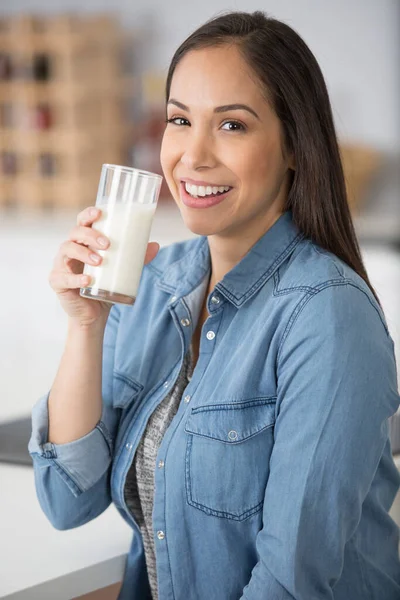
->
xmin=206 ymin=209 xmax=283 ymax=290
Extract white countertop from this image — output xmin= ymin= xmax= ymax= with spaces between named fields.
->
xmin=0 ymin=201 xmax=399 ymax=598
xmin=0 ymin=465 xmax=131 ymax=599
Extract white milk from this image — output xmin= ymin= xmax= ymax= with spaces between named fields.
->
xmin=83 ymin=201 xmax=156 ymax=299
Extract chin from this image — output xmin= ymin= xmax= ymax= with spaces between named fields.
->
xmin=179 ymin=210 xmax=222 ymax=237
xmin=182 ymin=219 xmax=218 ymax=237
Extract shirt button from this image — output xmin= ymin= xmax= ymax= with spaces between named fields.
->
xmin=228 ymin=430 xmax=238 ymax=441
xmin=163 ymin=381 xmax=169 ymax=388
xmin=211 ymin=295 xmax=220 ymax=304
xmin=125 ymin=443 xmax=133 ymax=450
xmin=181 ymin=318 xmax=191 ymax=327
xmin=158 ymin=460 xmax=165 ymax=468
xmin=170 ymin=296 xmax=177 ymax=303
xmin=157 ymin=530 xmax=165 ymax=540
xmin=184 ymin=394 xmax=191 ymax=403
xmin=206 ymin=330 xmax=215 ymax=340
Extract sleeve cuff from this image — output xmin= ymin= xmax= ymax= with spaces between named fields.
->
xmin=28 ymin=391 xmax=112 ymax=492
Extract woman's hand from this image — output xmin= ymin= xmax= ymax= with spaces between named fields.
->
xmin=48 ymin=206 xmax=160 ymax=329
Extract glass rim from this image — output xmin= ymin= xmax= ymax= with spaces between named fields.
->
xmin=103 ymin=164 xmax=163 ymax=181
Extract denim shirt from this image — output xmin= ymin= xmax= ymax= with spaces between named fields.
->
xmin=29 ymin=210 xmax=400 ymax=600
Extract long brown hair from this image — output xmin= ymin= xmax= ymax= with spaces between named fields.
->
xmin=164 ymin=10 xmax=382 ymax=307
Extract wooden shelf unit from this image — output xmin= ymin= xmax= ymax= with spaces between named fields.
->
xmin=0 ymin=14 xmax=135 ymax=210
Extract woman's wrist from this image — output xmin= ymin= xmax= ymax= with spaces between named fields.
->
xmin=67 ymin=317 xmax=108 ymax=339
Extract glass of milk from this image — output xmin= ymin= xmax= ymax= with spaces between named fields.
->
xmin=79 ymin=164 xmax=163 ymax=305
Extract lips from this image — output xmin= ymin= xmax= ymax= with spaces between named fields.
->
xmin=180 ymin=181 xmax=232 ymax=209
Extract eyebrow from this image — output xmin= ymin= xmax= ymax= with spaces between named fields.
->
xmin=167 ymin=98 xmax=260 ymax=121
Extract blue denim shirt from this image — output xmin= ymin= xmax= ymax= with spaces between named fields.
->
xmin=29 ymin=210 xmax=400 ymax=599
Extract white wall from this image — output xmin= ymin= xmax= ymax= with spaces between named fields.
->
xmin=1 ymin=0 xmax=399 ymax=153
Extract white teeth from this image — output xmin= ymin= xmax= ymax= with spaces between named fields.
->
xmin=184 ymin=182 xmax=231 ymax=197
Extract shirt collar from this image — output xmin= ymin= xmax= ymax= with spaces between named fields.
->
xmin=157 ymin=209 xmax=304 ymax=307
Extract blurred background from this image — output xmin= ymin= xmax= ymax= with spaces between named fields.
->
xmin=1 ymin=0 xmax=400 ymax=495
xmin=0 ymin=0 xmax=399 ymax=597
xmin=2 ymin=0 xmax=399 ymax=430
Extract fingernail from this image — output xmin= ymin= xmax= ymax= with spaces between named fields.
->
xmin=97 ymin=237 xmax=108 ymax=247
xmin=90 ymin=208 xmax=97 ymax=217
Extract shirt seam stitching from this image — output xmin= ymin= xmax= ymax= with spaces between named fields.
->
xmin=51 ymin=458 xmax=83 ymax=494
xmin=156 ymin=238 xmax=208 ymax=288
xmin=311 ymin=243 xmax=344 ymax=278
xmin=277 ymin=280 xmax=389 ymax=365
xmin=145 ymin=262 xmax=162 ymax=277
xmin=217 ymin=232 xmax=304 ymax=304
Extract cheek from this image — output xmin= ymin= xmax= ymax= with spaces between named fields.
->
xmin=160 ymin=131 xmax=180 ymax=170
xmin=159 ymin=133 xmax=171 ymax=173
xmin=239 ymin=142 xmax=281 ymax=189
xmin=160 ymin=134 xmax=181 ymax=199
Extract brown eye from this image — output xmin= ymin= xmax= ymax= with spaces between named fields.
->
xmin=221 ymin=120 xmax=246 ymax=132
xmin=166 ymin=117 xmax=190 ymax=126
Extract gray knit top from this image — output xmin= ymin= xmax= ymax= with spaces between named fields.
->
xmin=123 ymin=344 xmax=195 ymax=600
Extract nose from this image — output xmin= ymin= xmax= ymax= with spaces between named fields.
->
xmin=180 ymin=129 xmax=216 ymax=170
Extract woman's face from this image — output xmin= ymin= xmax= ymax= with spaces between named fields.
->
xmin=160 ymin=44 xmax=295 ymax=239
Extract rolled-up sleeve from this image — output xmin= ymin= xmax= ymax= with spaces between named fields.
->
xmin=28 ymin=391 xmax=114 ymax=494
xmin=28 ymin=304 xmax=121 ymax=529
xmin=240 ymin=283 xmax=400 ymax=599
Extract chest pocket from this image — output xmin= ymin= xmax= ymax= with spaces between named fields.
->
xmin=184 ymin=397 xmax=276 ymax=521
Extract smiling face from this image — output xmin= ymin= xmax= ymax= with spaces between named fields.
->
xmin=160 ymin=44 xmax=295 ymax=240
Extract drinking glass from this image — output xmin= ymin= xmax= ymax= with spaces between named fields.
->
xmin=80 ymin=164 xmax=163 ymax=305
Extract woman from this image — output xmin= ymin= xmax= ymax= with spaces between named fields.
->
xmin=29 ymin=10 xmax=400 ymax=600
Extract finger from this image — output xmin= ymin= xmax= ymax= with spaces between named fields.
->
xmin=144 ymin=242 xmax=160 ymax=264
xmin=68 ymin=224 xmax=110 ymax=250
xmin=76 ymin=206 xmax=102 ymax=227
xmin=56 ymin=240 xmax=104 ymax=272
xmin=49 ymin=270 xmax=92 ymax=293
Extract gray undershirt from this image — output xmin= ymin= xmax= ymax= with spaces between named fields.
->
xmin=124 ymin=344 xmax=194 ymax=599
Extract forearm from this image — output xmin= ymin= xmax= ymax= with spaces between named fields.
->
xmin=48 ymin=320 xmax=106 ymax=444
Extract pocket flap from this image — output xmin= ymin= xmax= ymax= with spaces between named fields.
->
xmin=184 ymin=398 xmax=276 ymax=443
xmin=113 ymin=372 xmax=144 ymax=409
